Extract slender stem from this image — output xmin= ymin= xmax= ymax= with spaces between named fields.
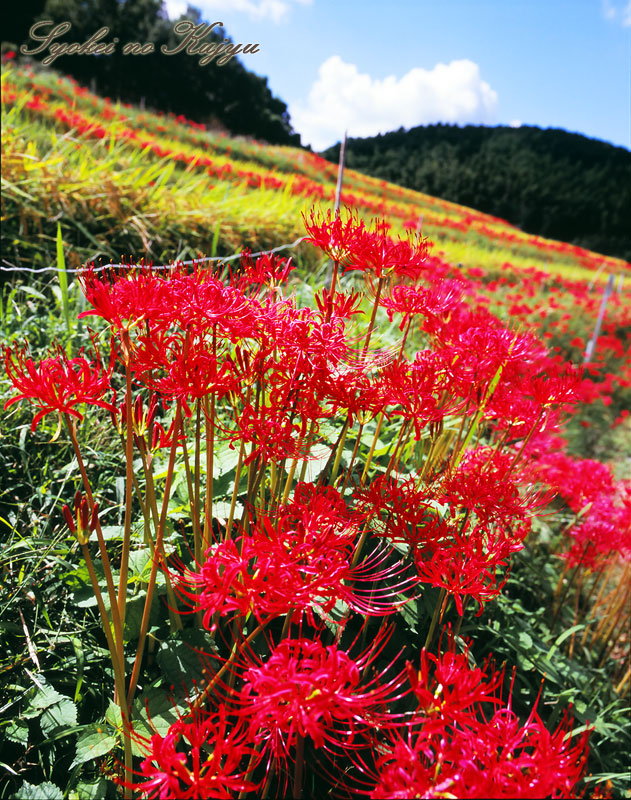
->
xmin=117 ymin=348 xmax=135 ymax=631
xmin=81 ymin=544 xmax=132 ymax=799
xmin=225 ymin=437 xmax=246 ymax=540
xmin=424 ymin=588 xmax=446 ymax=651
xmin=298 ymin=420 xmax=318 ymax=484
xmin=64 ymin=415 xmax=125 ymax=672
xmin=180 ymin=420 xmax=202 ymax=566
xmin=293 ymin=735 xmax=305 ymax=800
xmin=329 ymin=418 xmax=350 ymax=486
xmin=203 ymin=394 xmax=215 ymax=551
xmin=360 ymin=411 xmax=385 ymax=485
xmin=341 ymin=422 xmax=364 ymax=492
xmin=127 ymin=403 xmax=183 ymax=707
xmin=361 ymin=275 xmax=385 ymax=360
xmin=137 ymin=438 xmax=180 ymax=629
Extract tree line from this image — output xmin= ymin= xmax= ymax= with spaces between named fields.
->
xmin=3 ymin=0 xmax=301 ymax=146
xmin=322 ymin=124 xmax=631 ymax=261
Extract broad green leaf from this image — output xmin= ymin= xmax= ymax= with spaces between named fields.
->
xmin=30 ymin=685 xmax=64 ymax=711
xmin=72 ymin=725 xmax=117 ymax=767
xmin=75 ymin=778 xmax=112 ymax=800
xmin=5 ymin=718 xmax=29 ymax=746
xmin=40 ymin=697 xmax=77 ymax=737
xmin=15 ymin=781 xmax=63 ymax=800
xmin=156 ymin=629 xmax=218 ymax=687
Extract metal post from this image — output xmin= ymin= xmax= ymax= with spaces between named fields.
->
xmin=333 ymin=130 xmax=347 ymax=216
xmin=584 ymin=274 xmax=615 ymax=363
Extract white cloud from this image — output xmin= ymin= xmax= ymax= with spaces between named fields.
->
xmin=602 ymin=0 xmax=631 ymax=26
xmin=163 ymin=0 xmax=311 ymax=24
xmin=509 ymin=119 xmax=522 ymax=128
xmin=291 ymin=56 xmax=499 ymax=151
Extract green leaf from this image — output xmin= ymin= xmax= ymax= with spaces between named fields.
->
xmin=5 ymin=718 xmax=29 ymax=746
xmin=15 ymin=781 xmax=63 ymax=800
xmin=75 ymin=778 xmax=112 ymax=800
xmin=123 ymin=587 xmax=164 ymax=641
xmin=30 ymin=685 xmax=64 ymax=712
xmin=56 ymin=222 xmax=71 ymax=335
xmin=40 ymin=697 xmax=77 ymax=737
xmin=157 ymin=629 xmax=218 ymax=687
xmin=133 ymin=686 xmax=182 ymax=738
xmin=72 ymin=725 xmax=117 ymax=767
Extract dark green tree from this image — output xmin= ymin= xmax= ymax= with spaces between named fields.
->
xmin=327 ymin=125 xmax=630 ymax=261
xmin=6 ymin=0 xmax=300 ymax=145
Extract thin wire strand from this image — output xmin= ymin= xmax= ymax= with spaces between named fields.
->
xmin=0 ymin=236 xmax=308 ymax=274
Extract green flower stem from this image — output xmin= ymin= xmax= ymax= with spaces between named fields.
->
xmin=298 ymin=420 xmax=318 ymax=484
xmin=341 ymin=421 xmax=365 ymax=492
xmin=424 ymin=588 xmax=447 ymax=651
xmin=329 ymin=418 xmax=350 ymax=486
xmin=360 ymin=411 xmax=385 ymax=485
xmin=117 ymin=349 xmax=135 ymax=634
xmin=180 ymin=421 xmax=203 ymax=568
xmin=64 ymin=414 xmax=125 ymax=669
xmin=225 ymin=436 xmax=246 ymax=540
xmin=191 ymin=620 xmax=270 ymax=712
xmin=194 ymin=399 xmax=202 ymax=546
xmin=81 ymin=542 xmax=132 ymax=800
xmin=137 ymin=438 xmax=181 ymax=630
xmin=361 ymin=275 xmax=385 ymax=359
xmin=127 ymin=402 xmax=183 ymax=708
xmin=203 ymin=394 xmax=215 ymax=552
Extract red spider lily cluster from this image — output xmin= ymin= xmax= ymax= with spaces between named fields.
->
xmin=5 ymin=207 xmax=608 ymax=799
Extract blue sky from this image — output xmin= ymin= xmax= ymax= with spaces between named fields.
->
xmin=163 ymin=0 xmax=630 ymax=151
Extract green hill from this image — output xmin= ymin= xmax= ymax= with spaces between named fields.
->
xmin=321 ymin=124 xmax=631 ymax=261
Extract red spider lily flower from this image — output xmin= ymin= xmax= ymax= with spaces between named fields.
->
xmin=226 ymin=403 xmax=310 ymax=466
xmin=381 ymin=351 xmax=463 ymax=439
xmin=234 ymin=628 xmax=408 ymax=759
xmin=62 ymin=492 xmax=99 ymax=545
xmin=237 ymin=250 xmax=295 ymax=289
xmin=366 ymin=635 xmax=590 ymax=799
xmin=406 ymin=638 xmax=502 ymax=727
xmin=355 ymin=475 xmax=450 ymax=552
xmin=559 ymin=479 xmax=631 ymax=569
xmin=265 ymin=302 xmax=350 ymax=374
xmin=319 ymin=369 xmax=386 ymax=427
xmin=3 ymin=344 xmax=114 ymax=432
xmin=177 ymin=504 xmax=416 ymax=627
xmin=348 ymin=219 xmax=430 ymax=280
xmin=526 ymin=363 xmax=584 ymax=409
xmin=119 ymin=705 xmax=259 ymax=799
xmin=170 ymin=271 xmax=261 ymax=340
xmin=132 ymin=330 xmax=238 ymax=413
xmin=79 ymin=262 xmax=171 ymax=331
xmin=302 ymin=206 xmax=367 ymax=267
xmin=533 ymin=451 xmax=614 ymax=514
xmin=440 ymin=448 xmax=554 ymax=528
xmin=380 ymin=280 xmax=464 ymax=329
xmin=314 ymin=287 xmax=364 ymax=320
xmin=414 ymin=521 xmax=528 ymax=615
xmin=370 ymin=710 xmax=589 ymax=799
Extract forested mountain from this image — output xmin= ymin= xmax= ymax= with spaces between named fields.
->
xmin=322 ymin=125 xmax=631 ymax=261
xmin=2 ymin=0 xmax=300 ymax=145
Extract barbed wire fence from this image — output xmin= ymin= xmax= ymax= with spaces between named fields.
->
xmin=0 ymin=236 xmax=309 ymax=275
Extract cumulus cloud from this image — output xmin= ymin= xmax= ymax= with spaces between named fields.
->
xmin=509 ymin=119 xmax=522 ymax=128
xmin=602 ymin=0 xmax=631 ymax=26
xmin=164 ymin=0 xmax=311 ymax=24
xmin=291 ymin=56 xmax=499 ymax=151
